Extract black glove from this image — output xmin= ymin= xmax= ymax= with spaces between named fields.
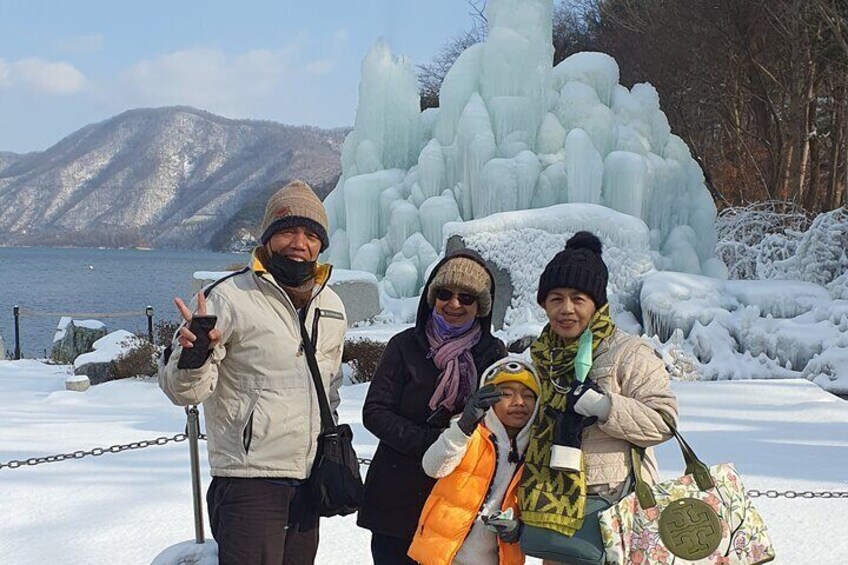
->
xmin=484 ymin=511 xmax=523 ymax=544
xmin=548 ymin=382 xmax=600 ymax=472
xmin=457 ymin=384 xmax=503 ymax=435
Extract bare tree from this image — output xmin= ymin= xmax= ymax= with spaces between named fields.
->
xmin=595 ymin=0 xmax=848 ymax=211
xmin=418 ymin=0 xmax=848 ymax=211
xmin=419 ymin=0 xmax=598 ymax=108
xmin=418 ymin=1 xmax=487 ymax=110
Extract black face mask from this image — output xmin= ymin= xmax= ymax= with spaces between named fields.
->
xmin=267 ymin=253 xmax=316 ymax=287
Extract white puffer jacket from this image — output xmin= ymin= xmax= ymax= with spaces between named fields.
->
xmin=159 ymin=254 xmax=346 ymax=479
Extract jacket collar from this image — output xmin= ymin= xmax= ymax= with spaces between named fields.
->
xmin=250 ymin=246 xmax=333 ymax=315
xmin=251 ymin=245 xmax=332 ymax=288
xmin=482 ymin=407 xmax=534 ymax=460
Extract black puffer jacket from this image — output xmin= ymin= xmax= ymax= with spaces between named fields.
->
xmin=357 ymin=250 xmax=507 ymax=541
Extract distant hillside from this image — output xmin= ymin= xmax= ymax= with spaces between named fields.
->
xmin=0 ymin=107 xmax=347 ymax=250
xmin=0 ymin=151 xmax=24 ymax=174
xmin=209 ymin=174 xmax=341 ymax=252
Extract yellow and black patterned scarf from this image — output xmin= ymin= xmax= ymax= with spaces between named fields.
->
xmin=518 ymin=305 xmax=615 ymax=536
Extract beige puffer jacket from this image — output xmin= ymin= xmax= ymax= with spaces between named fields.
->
xmin=582 ymin=329 xmax=678 ymax=493
xmin=159 ymin=255 xmax=346 ymax=479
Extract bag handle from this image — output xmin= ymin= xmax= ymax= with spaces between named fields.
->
xmin=630 ymin=412 xmax=714 ymax=509
xmin=298 ymin=310 xmax=336 ymax=436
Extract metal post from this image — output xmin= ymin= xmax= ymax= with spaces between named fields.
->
xmin=186 ymin=406 xmax=205 ymax=544
xmin=13 ymin=305 xmax=21 ymax=360
xmin=146 ymin=306 xmax=154 ymax=344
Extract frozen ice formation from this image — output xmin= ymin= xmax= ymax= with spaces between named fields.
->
xmin=322 ymin=0 xmax=725 ymax=301
xmin=642 ymin=271 xmax=848 ymax=394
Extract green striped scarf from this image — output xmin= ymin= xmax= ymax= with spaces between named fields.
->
xmin=519 ymin=305 xmax=616 ymax=536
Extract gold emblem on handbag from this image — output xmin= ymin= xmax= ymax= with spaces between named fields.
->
xmin=599 ymin=420 xmax=776 ymax=565
xmin=657 ymin=498 xmax=722 ymax=560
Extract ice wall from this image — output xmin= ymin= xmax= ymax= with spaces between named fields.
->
xmin=322 ymin=0 xmax=725 ymax=299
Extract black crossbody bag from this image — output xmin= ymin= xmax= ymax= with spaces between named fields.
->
xmin=298 ymin=314 xmax=364 ymax=517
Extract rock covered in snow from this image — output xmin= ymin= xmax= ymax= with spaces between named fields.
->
xmin=446 ymin=203 xmax=655 ymax=330
xmin=328 ymin=269 xmax=381 ymax=325
xmin=65 ymin=374 xmax=90 ymax=392
xmin=73 ymin=330 xmax=145 ymax=385
xmin=50 ymin=317 xmax=108 ymax=364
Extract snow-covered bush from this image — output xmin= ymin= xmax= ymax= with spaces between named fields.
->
xmin=641 ymin=271 xmax=848 ymax=394
xmin=715 ymin=201 xmax=811 ymax=280
xmin=791 ymin=207 xmax=848 ymax=292
xmin=110 ymin=336 xmax=158 ymax=380
xmin=343 ymin=338 xmax=386 ymax=384
xmin=716 ymin=203 xmax=848 ymax=299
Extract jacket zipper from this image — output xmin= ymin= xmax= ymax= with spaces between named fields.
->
xmin=311 ymin=308 xmax=321 ymax=349
xmin=254 ymin=268 xmax=333 ymax=469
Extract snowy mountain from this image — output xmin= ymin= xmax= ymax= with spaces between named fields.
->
xmin=0 ymin=151 xmax=24 ymax=174
xmin=0 ymin=107 xmax=347 ymax=250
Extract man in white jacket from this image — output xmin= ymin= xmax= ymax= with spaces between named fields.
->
xmin=159 ymin=180 xmax=346 ymax=565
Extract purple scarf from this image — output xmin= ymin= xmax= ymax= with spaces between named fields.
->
xmin=425 ymin=312 xmax=483 ymax=412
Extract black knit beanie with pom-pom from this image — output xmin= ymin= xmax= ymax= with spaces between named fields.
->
xmin=536 ymin=231 xmax=608 ymax=307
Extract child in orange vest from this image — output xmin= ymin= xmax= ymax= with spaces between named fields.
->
xmin=407 ymin=357 xmax=540 ymax=565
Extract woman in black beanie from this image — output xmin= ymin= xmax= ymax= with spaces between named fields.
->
xmin=518 ymin=231 xmax=679 ymax=564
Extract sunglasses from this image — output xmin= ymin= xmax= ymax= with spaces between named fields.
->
xmin=434 ymin=288 xmax=477 ymax=306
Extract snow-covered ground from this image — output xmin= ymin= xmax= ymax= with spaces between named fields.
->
xmin=1 ymin=358 xmax=846 ymax=564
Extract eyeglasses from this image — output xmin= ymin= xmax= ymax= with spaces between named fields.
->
xmin=434 ymin=288 xmax=477 ymax=306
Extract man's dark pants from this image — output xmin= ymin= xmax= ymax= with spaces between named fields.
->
xmin=207 ymin=477 xmax=319 ymax=565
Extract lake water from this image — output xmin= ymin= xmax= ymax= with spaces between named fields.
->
xmin=0 ymin=247 xmax=249 ymax=357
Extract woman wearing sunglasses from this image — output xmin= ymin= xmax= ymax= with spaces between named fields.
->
xmin=358 ymin=250 xmax=507 ymax=565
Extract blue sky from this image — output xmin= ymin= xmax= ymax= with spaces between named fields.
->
xmin=0 ymin=1 xmax=477 ymax=152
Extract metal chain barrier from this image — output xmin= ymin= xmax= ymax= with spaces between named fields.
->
xmin=0 ymin=433 xmax=188 ymax=470
xmin=0 ymin=432 xmax=371 ymax=470
xmin=5 ymin=441 xmax=847 ymax=500
xmin=747 ymin=489 xmax=848 ymax=499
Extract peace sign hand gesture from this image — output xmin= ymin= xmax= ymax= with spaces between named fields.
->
xmin=173 ymin=292 xmax=221 ymax=370
xmin=174 ymin=292 xmax=221 ymax=349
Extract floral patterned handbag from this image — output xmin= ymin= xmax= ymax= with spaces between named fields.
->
xmin=598 ymin=423 xmax=775 ymax=565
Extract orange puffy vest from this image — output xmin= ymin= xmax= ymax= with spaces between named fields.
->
xmin=407 ymin=426 xmax=525 ymax=565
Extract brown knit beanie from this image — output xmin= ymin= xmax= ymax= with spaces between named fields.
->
xmin=426 ymin=257 xmax=492 ymax=317
xmin=259 ymin=180 xmax=329 ymax=250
